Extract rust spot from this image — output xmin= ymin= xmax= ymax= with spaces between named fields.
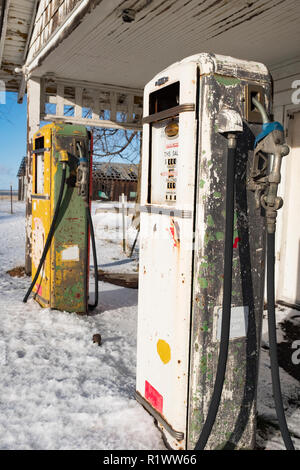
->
xmin=93 ymin=334 xmax=102 ymax=346
xmin=2 ymin=68 xmax=14 ymax=75
xmin=15 ymin=30 xmax=28 ymax=40
xmin=6 ymin=266 xmax=26 ymax=277
xmin=2 ymin=61 xmax=16 ymax=67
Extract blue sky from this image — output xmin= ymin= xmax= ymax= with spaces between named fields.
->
xmin=0 ymin=92 xmax=27 ymax=190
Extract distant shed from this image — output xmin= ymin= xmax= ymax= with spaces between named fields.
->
xmin=92 ymin=162 xmax=139 ymax=201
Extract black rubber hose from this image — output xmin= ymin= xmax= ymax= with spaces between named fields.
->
xmin=130 ymin=227 xmax=139 ymax=258
xmin=194 ymin=141 xmax=236 ymax=450
xmin=267 ymin=232 xmax=295 ymax=450
xmin=23 ymin=165 xmax=67 ymax=303
xmin=86 ymin=204 xmax=98 ymax=310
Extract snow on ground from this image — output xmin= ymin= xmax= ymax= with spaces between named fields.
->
xmin=92 ymin=201 xmax=139 ymax=275
xmin=257 ymin=309 xmax=300 ymax=449
xmin=0 ymin=201 xmax=163 ymax=450
xmin=0 ymin=200 xmax=299 ymax=450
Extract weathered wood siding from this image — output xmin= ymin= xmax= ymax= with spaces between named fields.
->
xmin=27 ymin=0 xmax=82 ymax=61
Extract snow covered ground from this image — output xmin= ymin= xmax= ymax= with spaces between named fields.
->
xmin=0 ymin=200 xmax=299 ymax=450
xmin=0 ymin=201 xmax=162 ymax=450
xmin=93 ymin=201 xmax=139 ymax=275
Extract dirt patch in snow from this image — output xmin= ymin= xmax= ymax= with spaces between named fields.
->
xmin=98 ymin=270 xmax=138 ymax=289
xmin=6 ymin=266 xmax=27 ymax=278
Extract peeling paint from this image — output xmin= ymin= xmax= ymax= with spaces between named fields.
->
xmin=187 ymin=58 xmax=270 ymax=450
xmin=215 ymin=75 xmax=241 ymax=87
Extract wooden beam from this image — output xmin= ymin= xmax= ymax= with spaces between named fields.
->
xmin=42 ymin=114 xmax=142 ymax=131
xmin=25 ymin=77 xmax=41 ymax=275
xmin=0 ymin=0 xmax=11 ymax=68
xmin=74 ymin=86 xmax=83 ymax=118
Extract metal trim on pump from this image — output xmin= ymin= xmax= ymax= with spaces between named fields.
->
xmin=136 ymin=392 xmax=184 ymax=441
xmin=142 ymin=103 xmax=195 ymax=124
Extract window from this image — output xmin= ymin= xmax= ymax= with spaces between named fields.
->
xmin=34 ymin=136 xmax=45 ymax=194
xmin=149 ymin=82 xmax=179 ymax=115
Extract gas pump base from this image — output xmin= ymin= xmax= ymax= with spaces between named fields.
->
xmin=30 ymin=123 xmax=92 ymax=314
xmin=136 ymin=53 xmax=272 ymax=450
xmin=136 ymin=392 xmax=184 ymax=441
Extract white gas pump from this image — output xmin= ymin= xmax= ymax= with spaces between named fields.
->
xmin=135 ymin=53 xmax=289 ymax=450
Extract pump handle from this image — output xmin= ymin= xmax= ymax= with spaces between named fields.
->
xmin=252 ymin=97 xmax=269 ymax=124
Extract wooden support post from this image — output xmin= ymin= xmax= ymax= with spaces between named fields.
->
xmin=56 ymin=83 xmax=64 ymax=117
xmin=110 ymin=92 xmax=117 ymax=121
xmin=92 ymin=90 xmax=100 ymax=120
xmin=121 ymin=193 xmax=126 ymax=253
xmin=25 ymin=78 xmax=41 ymax=275
xmin=75 ymin=87 xmax=83 ymax=119
xmin=127 ymin=94 xmax=134 ymax=123
xmin=10 ymin=185 xmax=13 ymax=214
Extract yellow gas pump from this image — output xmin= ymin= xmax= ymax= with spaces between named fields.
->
xmin=136 ymin=53 xmax=294 ymax=450
xmin=23 ymin=122 xmax=98 ymax=314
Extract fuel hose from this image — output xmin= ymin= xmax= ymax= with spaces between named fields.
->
xmin=76 ymin=142 xmax=99 ymax=311
xmin=86 ymin=203 xmax=98 ymax=310
xmin=252 ymin=96 xmax=294 ymax=450
xmin=23 ymin=163 xmax=67 ymax=303
xmin=267 ymin=232 xmax=295 ymax=450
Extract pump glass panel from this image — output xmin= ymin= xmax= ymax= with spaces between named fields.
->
xmin=33 ymin=136 xmax=45 ymax=195
xmin=35 ymin=154 xmax=44 ymax=194
xmin=149 ymin=82 xmax=179 ymax=114
xmin=151 ymin=117 xmax=179 ymax=204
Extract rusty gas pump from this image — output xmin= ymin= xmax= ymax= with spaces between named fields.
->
xmin=136 ymin=53 xmax=294 ymax=450
xmin=23 ymin=122 xmax=98 ymax=314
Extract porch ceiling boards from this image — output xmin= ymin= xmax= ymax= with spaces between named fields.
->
xmin=26 ymin=0 xmax=300 ymax=89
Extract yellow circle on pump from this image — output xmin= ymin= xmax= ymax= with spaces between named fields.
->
xmin=157 ymin=339 xmax=171 ymax=364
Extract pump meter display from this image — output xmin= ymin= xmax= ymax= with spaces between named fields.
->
xmin=151 ymin=117 xmax=179 ymax=204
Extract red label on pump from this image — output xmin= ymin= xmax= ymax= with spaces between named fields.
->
xmin=36 ymin=284 xmax=42 ymax=296
xmin=233 ymin=237 xmax=241 ymax=248
xmin=145 ymin=381 xmax=163 ymax=414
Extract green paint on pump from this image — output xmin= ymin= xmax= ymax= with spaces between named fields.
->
xmin=199 ymin=278 xmax=208 ymax=289
xmin=207 ymin=215 xmax=215 ymax=227
xmin=214 ymin=75 xmax=241 ymax=87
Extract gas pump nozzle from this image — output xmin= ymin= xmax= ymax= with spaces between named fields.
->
xmin=76 ymin=143 xmax=89 ymax=201
xmin=75 ymin=142 xmax=99 ymax=310
xmin=251 ymin=98 xmax=294 ymax=450
xmin=250 ymin=97 xmax=289 ymax=233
